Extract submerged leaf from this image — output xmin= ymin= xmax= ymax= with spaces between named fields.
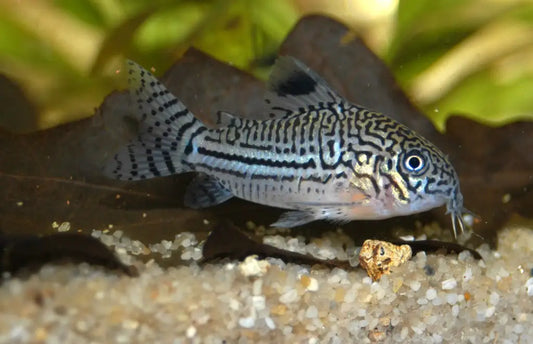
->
xmin=202 ymin=221 xmax=353 ymax=269
xmin=0 ymin=232 xmax=137 ymax=276
xmin=0 ymin=74 xmax=38 ymax=133
xmin=202 ymin=222 xmax=481 ymax=270
xmin=393 ymin=239 xmax=482 ymax=260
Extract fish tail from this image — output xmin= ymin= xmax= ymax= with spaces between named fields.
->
xmin=105 ymin=60 xmax=206 ymax=180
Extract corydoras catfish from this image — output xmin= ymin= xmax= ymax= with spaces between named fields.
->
xmin=105 ymin=57 xmax=467 ymax=237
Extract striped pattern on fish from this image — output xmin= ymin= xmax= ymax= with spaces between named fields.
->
xmin=105 ymin=57 xmax=467 ymax=236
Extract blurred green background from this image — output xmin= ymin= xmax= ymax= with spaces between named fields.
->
xmin=0 ymin=0 xmax=531 ymax=132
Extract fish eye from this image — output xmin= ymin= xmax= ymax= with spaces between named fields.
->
xmin=404 ymin=153 xmax=425 ymax=172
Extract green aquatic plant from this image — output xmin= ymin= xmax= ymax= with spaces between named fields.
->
xmin=0 ymin=0 xmax=530 ymax=131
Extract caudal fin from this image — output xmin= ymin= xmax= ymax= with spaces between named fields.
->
xmin=105 ymin=60 xmax=206 ymax=181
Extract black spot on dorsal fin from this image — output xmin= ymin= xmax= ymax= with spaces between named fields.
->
xmin=274 ymin=70 xmax=317 ymax=96
xmin=265 ymin=56 xmax=345 ymax=119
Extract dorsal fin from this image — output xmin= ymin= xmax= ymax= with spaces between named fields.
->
xmin=265 ymin=56 xmax=344 ymax=118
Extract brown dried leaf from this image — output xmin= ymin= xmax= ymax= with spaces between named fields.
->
xmin=392 ymin=239 xmax=482 ymax=260
xmin=0 ymin=74 xmax=38 ymax=134
xmin=202 ymin=221 xmax=353 ymax=270
xmin=0 ymin=232 xmax=137 ymax=276
xmin=201 ymin=222 xmax=480 ymax=271
xmin=441 ymin=117 xmax=533 ymax=242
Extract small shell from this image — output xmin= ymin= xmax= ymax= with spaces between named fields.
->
xmin=358 ymin=240 xmax=412 ymax=281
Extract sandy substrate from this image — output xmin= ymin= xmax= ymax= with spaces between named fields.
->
xmin=1 ymin=225 xmax=532 ymax=344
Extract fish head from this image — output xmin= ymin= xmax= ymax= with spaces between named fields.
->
xmin=375 ymin=126 xmax=465 ymax=237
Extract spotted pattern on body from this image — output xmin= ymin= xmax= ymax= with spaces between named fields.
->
xmin=106 ymin=57 xmax=466 ymax=236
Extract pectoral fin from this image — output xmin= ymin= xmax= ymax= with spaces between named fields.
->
xmin=184 ymin=173 xmax=233 ymax=209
